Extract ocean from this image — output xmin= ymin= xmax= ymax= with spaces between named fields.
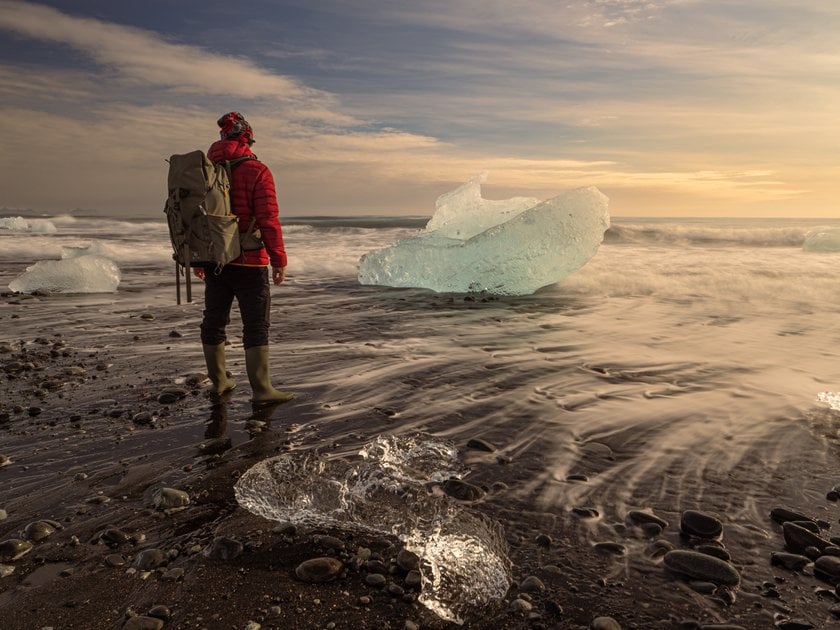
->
xmin=2 ymin=212 xmax=840 ymax=627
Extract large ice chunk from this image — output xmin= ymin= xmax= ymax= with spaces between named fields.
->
xmin=358 ymin=175 xmax=610 ymax=295
xmin=0 ymin=216 xmax=57 ymax=234
xmin=9 ymin=255 xmax=121 ymax=294
xmin=235 ymin=434 xmax=510 ymax=624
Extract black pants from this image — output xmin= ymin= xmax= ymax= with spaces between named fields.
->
xmin=200 ymin=265 xmax=271 ymax=349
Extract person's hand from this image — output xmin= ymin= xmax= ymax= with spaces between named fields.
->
xmin=193 ymin=267 xmax=206 ymax=281
xmin=272 ymin=266 xmax=286 ymax=285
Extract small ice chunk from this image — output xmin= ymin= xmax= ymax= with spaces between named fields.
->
xmin=358 ymin=175 xmax=609 ymax=295
xmin=9 ymin=254 xmax=121 ymax=294
xmin=803 ymin=228 xmax=840 ymax=252
xmin=0 ymin=216 xmax=57 ymax=234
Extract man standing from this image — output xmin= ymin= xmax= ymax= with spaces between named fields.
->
xmin=196 ymin=112 xmax=293 ymax=405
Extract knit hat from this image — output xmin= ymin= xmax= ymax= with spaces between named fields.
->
xmin=217 ymin=112 xmax=255 ymax=145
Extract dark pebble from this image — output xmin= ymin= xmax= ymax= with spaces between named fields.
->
xmin=313 ymin=534 xmax=345 ymax=551
xmin=593 ymin=542 xmax=627 ymax=556
xmin=519 ymin=576 xmax=545 ymax=593
xmin=405 ymin=569 xmax=421 ymax=589
xmin=696 ymin=544 xmax=731 ymax=561
xmin=791 ymin=520 xmax=820 ymax=534
xmin=572 ymin=507 xmax=600 ymax=519
xmin=590 ymin=616 xmax=621 ymax=630
xmin=387 ymin=582 xmax=405 ymax=596
xmin=535 ymin=533 xmax=552 ymax=548
xmin=663 ymin=549 xmax=740 ymax=586
xmin=565 ymin=473 xmax=589 ymax=482
xmin=203 ymin=536 xmax=243 ymax=560
xmin=680 ymin=510 xmax=723 ymax=539
xmin=147 ymin=605 xmax=171 ymax=620
xmin=776 ymin=621 xmax=815 ymax=630
xmin=132 ymin=411 xmax=154 ymax=425
xmin=442 ymin=478 xmax=485 ymax=501
xmin=396 ymin=548 xmax=420 ymax=571
xmin=626 ymin=510 xmax=668 ymax=530
xmin=123 ymin=617 xmax=164 ymax=630
xmin=783 ymin=522 xmax=830 ymax=554
xmin=466 ymin=438 xmax=496 ymax=452
xmin=133 ymin=548 xmax=167 ymax=570
xmin=168 ymin=330 xmax=183 ymax=338
xmin=365 ymin=573 xmax=387 ymax=587
xmin=771 ymin=507 xmax=814 ymax=525
xmin=295 ymin=557 xmax=343 ymax=583
xmin=771 ymin=552 xmax=811 ymax=571
xmin=814 ymin=556 xmax=840 ymax=582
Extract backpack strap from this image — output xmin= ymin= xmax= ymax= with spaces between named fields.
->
xmin=221 ymin=156 xmax=260 ymax=246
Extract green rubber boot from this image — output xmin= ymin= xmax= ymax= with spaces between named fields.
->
xmin=202 ymin=343 xmax=237 ymax=395
xmin=245 ymin=345 xmax=294 ymax=405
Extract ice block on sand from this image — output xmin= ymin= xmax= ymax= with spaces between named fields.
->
xmin=358 ymin=174 xmax=609 ymax=296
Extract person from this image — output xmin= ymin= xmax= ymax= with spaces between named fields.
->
xmin=195 ymin=112 xmax=293 ymax=405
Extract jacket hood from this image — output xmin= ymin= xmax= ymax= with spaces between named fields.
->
xmin=207 ymin=139 xmax=256 ymax=163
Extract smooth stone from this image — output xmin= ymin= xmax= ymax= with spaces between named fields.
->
xmin=593 ymin=542 xmax=627 ymax=556
xmin=161 ymin=567 xmax=184 ymax=581
xmin=157 ymin=389 xmax=187 ymax=404
xmin=771 ymin=507 xmax=814 ymax=525
xmin=509 ymin=598 xmax=533 ymax=614
xmin=147 ymin=605 xmax=171 ymax=620
xmin=132 ymin=412 xmax=154 ymax=425
xmin=203 ymin=536 xmax=243 ymax=560
xmin=396 ymin=549 xmax=420 ymax=571
xmin=442 ymin=478 xmax=485 ymax=501
xmin=123 ymin=616 xmax=164 ymax=630
xmin=0 ymin=509 xmax=6 ymax=521
xmin=680 ymin=510 xmax=723 ymax=539
xmin=24 ymin=520 xmax=57 ymax=542
xmin=535 ymin=533 xmax=552 ymax=548
xmin=791 ymin=520 xmax=820 ymax=534
xmin=0 ymin=564 xmax=14 ymax=577
xmin=519 ymin=576 xmax=545 ymax=593
xmin=771 ymin=552 xmax=811 ymax=571
xmin=387 ymin=582 xmax=405 ymax=596
xmin=365 ymin=573 xmax=387 ymax=587
xmin=0 ymin=538 xmax=33 ymax=562
xmin=295 ymin=557 xmax=343 ymax=583
xmin=153 ymin=487 xmax=190 ymax=511
xmin=405 ymin=569 xmax=421 ymax=588
xmin=626 ymin=510 xmax=668 ymax=530
xmin=663 ymin=550 xmax=740 ymax=586
xmin=133 ymin=548 xmax=167 ymax=570
xmin=822 ymin=546 xmax=840 ymax=557
xmin=776 ymin=621 xmax=814 ymax=630
xmin=572 ymin=507 xmax=600 ymax=519
xmin=696 ymin=544 xmax=731 ymax=561
xmin=466 ymin=438 xmax=496 ymax=452
xmin=814 ymin=556 xmax=840 ymax=582
xmin=783 ymin=522 xmax=830 ymax=554
xmin=590 ymin=616 xmax=621 ymax=630
xmin=647 ymin=539 xmax=675 ymax=558
xmin=105 ymin=554 xmax=126 ymax=568
xmin=98 ymin=528 xmax=131 ymax=546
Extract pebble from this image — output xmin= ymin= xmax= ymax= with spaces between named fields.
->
xmin=696 ymin=544 xmax=731 ymax=561
xmin=24 ymin=520 xmax=58 ymax=542
xmin=663 ymin=549 xmax=740 ymax=586
xmin=105 ymin=554 xmax=126 ymax=568
xmin=313 ymin=534 xmax=345 ymax=551
xmin=133 ymin=548 xmax=167 ymax=570
xmin=0 ymin=455 xmax=11 ymax=468
xmin=519 ymin=576 xmax=545 ymax=593
xmin=590 ymin=617 xmax=621 ymax=630
xmin=509 ymin=598 xmax=533 ymax=614
xmin=153 ymin=487 xmax=190 ymax=511
xmin=295 ymin=557 xmax=343 ymax=583
xmin=442 ymin=478 xmax=485 ymax=501
xmin=771 ymin=507 xmax=814 ymax=525
xmin=203 ymin=537 xmax=243 ymax=561
xmin=647 ymin=539 xmax=675 ymax=558
xmin=132 ymin=412 xmax=154 ymax=426
xmin=147 ymin=606 xmax=171 ymax=620
xmin=466 ymin=438 xmax=496 ymax=452
xmin=593 ymin=542 xmax=627 ymax=556
xmin=365 ymin=573 xmax=387 ymax=587
xmin=0 ymin=509 xmax=6 ymax=521
xmin=405 ymin=569 xmax=422 ymax=589
xmin=814 ymin=556 xmax=840 ymax=582
xmin=771 ymin=552 xmax=811 ymax=571
xmin=776 ymin=621 xmax=815 ymax=630
xmin=680 ymin=510 xmax=723 ymax=539
xmin=403 ymin=621 xmax=419 ymax=630
xmin=535 ymin=533 xmax=552 ymax=548
xmin=626 ymin=510 xmax=668 ymax=530
xmin=0 ymin=538 xmax=33 ymax=562
xmin=161 ymin=567 xmax=184 ymax=582
xmin=572 ymin=507 xmax=600 ymax=519
xmin=396 ymin=549 xmax=420 ymax=571
xmin=157 ymin=388 xmax=187 ymax=404
xmin=0 ymin=564 xmax=14 ymax=577
xmin=123 ymin=617 xmax=164 ymax=630
xmin=783 ymin=522 xmax=830 ymax=554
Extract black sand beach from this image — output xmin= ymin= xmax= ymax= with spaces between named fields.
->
xmin=3 ymin=273 xmax=840 ymax=630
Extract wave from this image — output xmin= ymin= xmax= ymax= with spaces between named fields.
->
xmin=605 ymin=222 xmax=835 ymax=248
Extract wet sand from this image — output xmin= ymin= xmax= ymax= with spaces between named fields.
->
xmin=2 ymin=275 xmax=840 ymax=630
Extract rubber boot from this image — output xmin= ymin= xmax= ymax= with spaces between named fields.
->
xmin=202 ymin=343 xmax=236 ymax=395
xmin=245 ymin=345 xmax=294 ymax=405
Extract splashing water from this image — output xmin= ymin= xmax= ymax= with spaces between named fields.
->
xmin=234 ymin=434 xmax=511 ymax=624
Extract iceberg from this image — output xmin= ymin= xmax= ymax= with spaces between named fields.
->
xmin=9 ymin=254 xmax=121 ymax=294
xmin=358 ymin=174 xmax=610 ymax=295
xmin=803 ymin=228 xmax=840 ymax=252
xmin=234 ymin=434 xmax=510 ymax=624
xmin=0 ymin=216 xmax=57 ymax=234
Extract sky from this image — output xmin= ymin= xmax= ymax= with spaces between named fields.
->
xmin=0 ymin=0 xmax=838 ymax=218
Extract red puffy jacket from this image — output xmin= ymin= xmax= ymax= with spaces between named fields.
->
xmin=207 ymin=139 xmax=288 ymax=268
